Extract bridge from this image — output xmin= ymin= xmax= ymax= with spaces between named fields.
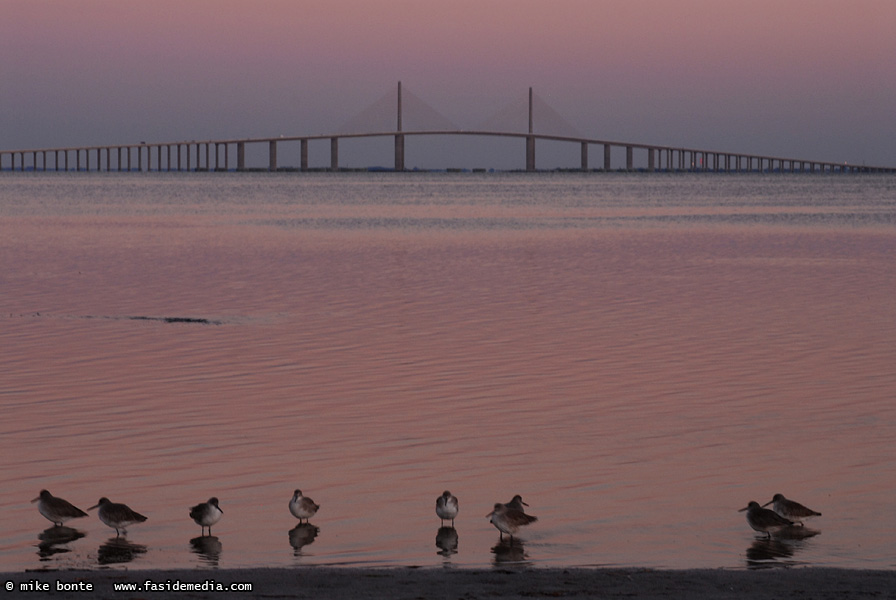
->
xmin=2 ymin=83 xmax=893 ymax=174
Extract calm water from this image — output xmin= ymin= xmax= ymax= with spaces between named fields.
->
xmin=1 ymin=172 xmax=894 ymax=571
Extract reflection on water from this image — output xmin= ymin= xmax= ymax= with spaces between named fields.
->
xmin=745 ymin=528 xmax=819 ymax=569
xmin=2 ymin=173 xmax=895 ymax=571
xmin=190 ymin=536 xmax=223 ymax=567
xmin=288 ymin=523 xmax=319 ymax=556
xmin=36 ymin=526 xmax=85 ymax=560
xmin=97 ymin=537 xmax=148 ymax=566
xmin=491 ymin=538 xmax=531 ymax=566
xmin=436 ymin=527 xmax=458 ymax=557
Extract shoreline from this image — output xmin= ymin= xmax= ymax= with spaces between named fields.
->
xmin=4 ymin=567 xmax=895 ymax=599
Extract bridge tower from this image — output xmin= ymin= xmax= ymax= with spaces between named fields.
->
xmin=526 ymin=87 xmax=535 ymax=171
xmin=394 ymin=81 xmax=405 ymax=171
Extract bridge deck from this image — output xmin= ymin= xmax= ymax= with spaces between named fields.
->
xmin=1 ymin=130 xmax=892 ymax=173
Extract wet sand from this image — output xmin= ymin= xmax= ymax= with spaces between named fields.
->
xmin=5 ymin=567 xmax=895 ymax=599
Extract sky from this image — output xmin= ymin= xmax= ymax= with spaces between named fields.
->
xmin=1 ymin=0 xmax=894 ymax=169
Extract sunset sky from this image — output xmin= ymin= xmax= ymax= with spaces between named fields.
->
xmin=1 ymin=0 xmax=894 ymax=169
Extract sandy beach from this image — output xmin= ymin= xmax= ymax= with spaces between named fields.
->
xmin=5 ymin=567 xmax=895 ymax=599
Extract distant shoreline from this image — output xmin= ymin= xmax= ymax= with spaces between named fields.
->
xmin=4 ymin=567 xmax=895 ymax=599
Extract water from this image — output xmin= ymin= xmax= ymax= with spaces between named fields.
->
xmin=1 ymin=172 xmax=895 ymax=571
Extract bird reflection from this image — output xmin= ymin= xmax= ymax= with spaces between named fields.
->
xmin=745 ymin=527 xmax=820 ymax=569
xmin=435 ymin=526 xmax=458 ymax=557
xmin=490 ymin=538 xmax=530 ymax=566
xmin=190 ymin=535 xmax=222 ymax=566
xmin=288 ymin=523 xmax=319 ymax=555
xmin=97 ymin=537 xmax=147 ymax=565
xmin=37 ymin=526 xmax=85 ymax=560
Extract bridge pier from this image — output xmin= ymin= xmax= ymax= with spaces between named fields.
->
xmin=237 ymin=142 xmax=245 ymax=171
xmin=330 ymin=137 xmax=339 ymax=171
xmin=647 ymin=148 xmax=655 ymax=172
xmin=301 ymin=139 xmax=309 ymax=171
xmin=395 ymin=134 xmax=405 ymax=171
xmin=526 ymin=135 xmax=535 ymax=171
xmin=269 ymin=140 xmax=277 ymax=171
xmin=581 ymin=142 xmax=588 ymax=171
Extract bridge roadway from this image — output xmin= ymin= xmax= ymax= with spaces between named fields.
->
xmin=1 ymin=130 xmax=893 ymax=174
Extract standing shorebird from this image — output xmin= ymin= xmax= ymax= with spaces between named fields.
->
xmin=31 ymin=490 xmax=88 ymax=526
xmin=88 ymin=497 xmax=147 ymax=536
xmin=436 ymin=491 xmax=459 ymax=527
xmin=289 ymin=489 xmax=319 ymax=523
xmin=189 ymin=497 xmax=223 ymax=536
xmin=739 ymin=501 xmax=794 ymax=538
xmin=504 ymin=495 xmax=529 ymax=511
xmin=487 ymin=502 xmax=537 ymax=541
xmin=762 ymin=494 xmax=821 ymax=526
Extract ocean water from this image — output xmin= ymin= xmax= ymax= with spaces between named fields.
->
xmin=1 ymin=172 xmax=894 ymax=571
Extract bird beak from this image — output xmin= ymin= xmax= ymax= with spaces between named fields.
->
xmin=486 ymin=510 xmax=494 ymax=518
xmin=87 ymin=504 xmax=99 ymax=511
xmin=737 ymin=506 xmax=748 ymax=512
xmin=761 ymin=500 xmax=772 ymax=507
xmin=30 ymin=496 xmax=40 ymax=503
xmin=522 ymin=500 xmax=529 ymax=507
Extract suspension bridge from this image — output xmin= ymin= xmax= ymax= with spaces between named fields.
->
xmin=2 ymin=83 xmax=892 ymax=174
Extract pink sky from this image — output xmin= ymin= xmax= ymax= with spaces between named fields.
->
xmin=1 ymin=0 xmax=894 ymax=167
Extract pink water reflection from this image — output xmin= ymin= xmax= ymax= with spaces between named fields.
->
xmin=2 ymin=176 xmax=895 ymax=570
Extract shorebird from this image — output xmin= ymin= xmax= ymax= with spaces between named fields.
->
xmin=487 ymin=502 xmax=537 ymax=541
xmin=739 ymin=501 xmax=794 ymax=538
xmin=436 ymin=490 xmax=459 ymax=526
xmin=31 ymin=490 xmax=88 ymax=526
xmin=289 ymin=489 xmax=319 ymax=523
xmin=504 ymin=494 xmax=528 ymax=511
xmin=88 ymin=497 xmax=147 ymax=536
xmin=762 ymin=493 xmax=821 ymax=525
xmin=189 ymin=497 xmax=223 ymax=536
